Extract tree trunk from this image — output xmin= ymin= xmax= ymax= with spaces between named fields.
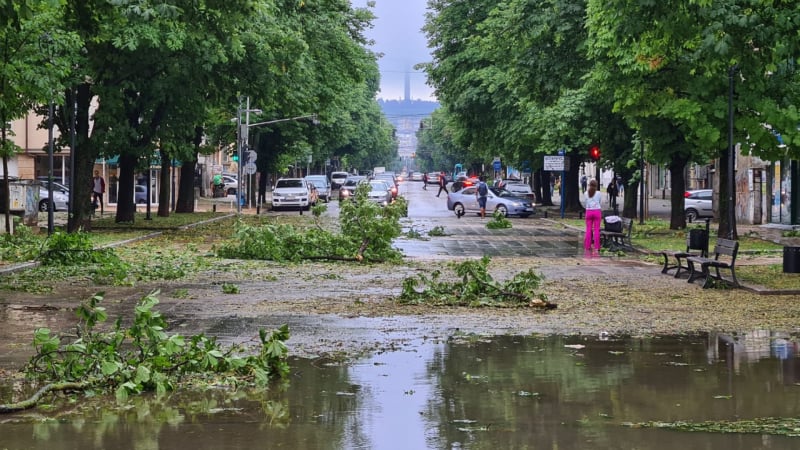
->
xmin=115 ymin=153 xmax=138 ymax=223
xmin=158 ymin=150 xmax=171 ymax=217
xmin=618 ymin=167 xmax=637 ymax=219
xmin=68 ymin=83 xmax=96 ymax=232
xmin=535 ymin=167 xmax=553 ymax=206
xmin=175 ymin=157 xmax=197 ymax=213
xmin=668 ymin=156 xmax=689 ymax=229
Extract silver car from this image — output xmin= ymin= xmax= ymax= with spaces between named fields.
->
xmin=446 ymin=186 xmax=534 ymax=218
xmin=685 ymin=189 xmax=713 ymax=221
xmin=304 ymin=175 xmax=332 ymax=202
xmin=366 ymin=180 xmax=393 ymax=206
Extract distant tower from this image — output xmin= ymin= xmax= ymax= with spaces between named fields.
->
xmin=404 ymin=71 xmax=411 ymax=102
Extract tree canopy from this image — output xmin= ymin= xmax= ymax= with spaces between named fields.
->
xmin=0 ymin=0 xmax=397 ymax=228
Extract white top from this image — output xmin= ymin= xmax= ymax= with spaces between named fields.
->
xmin=585 ymin=192 xmax=602 ymax=210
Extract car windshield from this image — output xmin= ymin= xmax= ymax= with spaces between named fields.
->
xmin=490 ymin=187 xmax=515 ymax=197
xmin=276 ymin=180 xmax=304 ymax=188
xmin=370 ymin=181 xmax=388 ymax=190
xmin=306 ymin=177 xmax=328 ymax=186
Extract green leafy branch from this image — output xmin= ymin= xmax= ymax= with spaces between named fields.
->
xmin=218 ymin=184 xmax=405 ymax=263
xmin=399 ymin=256 xmax=555 ymax=308
xmin=0 ymin=291 xmax=290 ymax=413
xmin=486 ymin=210 xmax=512 ymax=229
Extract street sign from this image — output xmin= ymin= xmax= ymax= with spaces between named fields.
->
xmin=493 ymin=160 xmax=502 ymax=171
xmin=244 ymin=163 xmax=257 ymax=175
xmin=245 ymin=150 xmax=257 ymax=164
xmin=544 ymin=155 xmax=565 ymax=171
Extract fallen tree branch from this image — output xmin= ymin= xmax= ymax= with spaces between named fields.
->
xmin=0 ymin=380 xmax=93 ymax=414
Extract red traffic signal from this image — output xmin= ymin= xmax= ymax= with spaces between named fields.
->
xmin=589 ymin=145 xmax=601 ymax=161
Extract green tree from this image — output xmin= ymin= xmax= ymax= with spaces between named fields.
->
xmin=587 ymin=0 xmax=800 ymax=231
xmin=0 ymin=2 xmax=80 ymax=232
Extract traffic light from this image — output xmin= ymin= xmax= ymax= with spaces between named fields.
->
xmin=589 ymin=145 xmax=601 ymax=161
xmin=231 ymin=153 xmax=239 ymax=162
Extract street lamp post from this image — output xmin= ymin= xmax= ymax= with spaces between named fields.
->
xmin=232 ymin=101 xmax=319 ymax=214
xmin=235 ymin=97 xmax=261 ymax=214
xmin=727 ymin=65 xmax=738 ymax=239
xmin=39 ymin=34 xmax=56 ymax=235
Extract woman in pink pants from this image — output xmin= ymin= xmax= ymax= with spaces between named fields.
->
xmin=584 ymin=179 xmax=602 ymax=252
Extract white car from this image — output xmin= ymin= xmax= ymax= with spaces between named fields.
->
xmin=502 ymin=182 xmax=536 ymax=202
xmin=271 ymin=178 xmax=318 ymax=211
xmin=330 ymin=171 xmax=350 ymax=189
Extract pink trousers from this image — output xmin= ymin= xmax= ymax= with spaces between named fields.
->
xmin=584 ymin=209 xmax=602 ymax=251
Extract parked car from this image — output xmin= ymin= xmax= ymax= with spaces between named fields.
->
xmin=502 ymin=182 xmax=536 ymax=202
xmin=304 ymin=175 xmax=332 ymax=202
xmin=447 ymin=186 xmax=535 ymax=218
xmin=330 ymin=171 xmax=350 ymax=189
xmin=37 ymin=184 xmax=69 ymax=212
xmin=685 ymin=189 xmax=713 ymax=221
xmin=135 ymin=185 xmax=148 ymax=204
xmin=338 ymin=176 xmax=368 ymax=200
xmin=271 ymin=178 xmax=318 ymax=211
xmin=410 ymin=171 xmax=424 ymax=182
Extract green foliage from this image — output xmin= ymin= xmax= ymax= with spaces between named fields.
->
xmin=428 ymin=225 xmax=448 ymax=236
xmin=0 ymin=224 xmax=41 ymax=262
xmin=399 ymin=256 xmax=553 ymax=308
xmin=218 ymin=184 xmax=404 ymax=263
xmin=40 ymin=231 xmax=118 ymax=266
xmin=486 ymin=210 xmax=512 ymax=229
xmin=405 ymin=227 xmax=423 ymax=239
xmin=25 ymin=291 xmax=290 ymax=401
xmin=221 ymin=283 xmax=239 ymax=294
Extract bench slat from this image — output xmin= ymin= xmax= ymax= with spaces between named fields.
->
xmin=686 ymin=238 xmax=740 ymax=289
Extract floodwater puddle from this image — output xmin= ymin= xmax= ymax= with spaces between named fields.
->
xmin=2 ymin=332 xmax=799 ymax=449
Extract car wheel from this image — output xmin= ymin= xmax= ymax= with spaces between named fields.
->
xmin=686 ymin=208 xmax=698 ymax=221
xmin=453 ymin=203 xmax=465 ymax=217
xmin=495 ymin=204 xmax=508 ymax=217
xmin=39 ymin=200 xmax=50 ymax=212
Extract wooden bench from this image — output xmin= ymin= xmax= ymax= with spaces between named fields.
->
xmin=686 ymin=238 xmax=740 ymax=289
xmin=600 ymin=217 xmax=634 ymax=251
xmin=659 ymin=228 xmax=708 ymax=277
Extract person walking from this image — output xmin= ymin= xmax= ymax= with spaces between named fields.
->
xmin=584 ymin=179 xmax=602 ymax=254
xmin=476 ymin=176 xmax=489 ymax=218
xmin=91 ymin=170 xmax=106 ymax=215
xmin=436 ymin=171 xmax=448 ymax=197
xmin=422 ymin=172 xmax=428 ymax=190
xmin=607 ymin=180 xmax=618 ymax=210
xmin=580 ymin=175 xmax=588 ymax=193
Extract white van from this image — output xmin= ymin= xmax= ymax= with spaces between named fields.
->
xmin=330 ymin=171 xmax=349 ymax=189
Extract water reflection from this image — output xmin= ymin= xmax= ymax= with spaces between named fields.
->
xmin=1 ymin=333 xmax=799 ymax=449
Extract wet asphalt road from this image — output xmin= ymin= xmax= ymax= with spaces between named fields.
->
xmin=350 ymin=180 xmax=584 ymax=258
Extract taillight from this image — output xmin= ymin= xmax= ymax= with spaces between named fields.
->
xmin=684 ymin=191 xmax=691 ymax=198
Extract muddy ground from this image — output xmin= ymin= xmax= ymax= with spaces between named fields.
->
xmin=2 ymin=248 xmax=799 ymax=371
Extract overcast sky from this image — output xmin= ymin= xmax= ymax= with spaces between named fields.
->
xmin=350 ymin=0 xmax=435 ymax=101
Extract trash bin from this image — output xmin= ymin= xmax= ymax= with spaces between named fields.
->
xmin=688 ymin=228 xmax=709 ymax=256
xmin=784 ymin=246 xmax=800 ymax=274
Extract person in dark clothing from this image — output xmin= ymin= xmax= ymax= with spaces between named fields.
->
xmin=607 ymin=180 xmax=618 ymax=210
xmin=422 ymin=172 xmax=428 ymax=190
xmin=436 ymin=171 xmax=448 ymax=197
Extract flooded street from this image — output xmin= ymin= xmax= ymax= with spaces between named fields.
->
xmin=3 ymin=333 xmax=799 ymax=449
